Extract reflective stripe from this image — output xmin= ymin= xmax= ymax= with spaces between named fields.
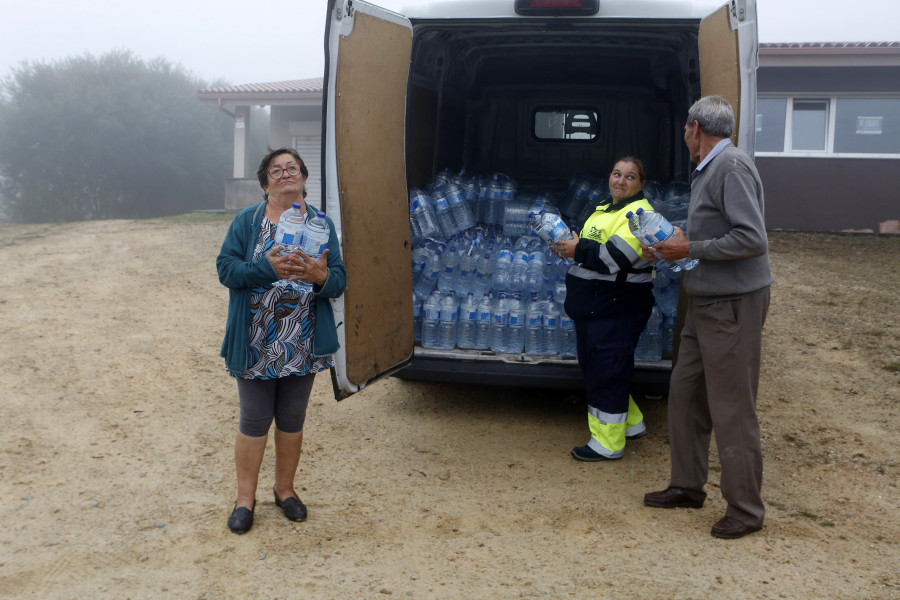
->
xmin=625 ymin=395 xmax=645 ymax=431
xmin=588 ymin=405 xmax=627 ymax=425
xmin=625 ymin=421 xmax=647 ymax=438
xmin=586 ymin=396 xmax=645 ymax=457
xmin=596 ymin=243 xmax=620 ymax=273
xmin=587 ymin=437 xmax=623 ymax=459
xmin=568 ymin=265 xmax=653 ymax=284
xmin=587 ymin=405 xmax=627 ymax=457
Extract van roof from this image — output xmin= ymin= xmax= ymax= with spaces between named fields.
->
xmin=396 ymin=0 xmax=728 ymax=20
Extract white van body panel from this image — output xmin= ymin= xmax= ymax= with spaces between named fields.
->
xmin=396 ymin=0 xmax=726 ymax=20
xmin=325 ymin=0 xmax=758 ymax=399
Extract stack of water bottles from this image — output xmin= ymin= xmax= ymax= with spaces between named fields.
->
xmin=409 ymin=167 xmax=692 ymax=362
xmin=273 ymin=204 xmax=331 ymax=294
xmin=411 ymin=220 xmax=574 ymax=358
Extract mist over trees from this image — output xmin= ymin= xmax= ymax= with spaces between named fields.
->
xmin=0 ymin=51 xmax=267 ymax=223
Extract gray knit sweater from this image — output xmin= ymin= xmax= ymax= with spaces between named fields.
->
xmin=684 ymin=143 xmax=773 ymax=301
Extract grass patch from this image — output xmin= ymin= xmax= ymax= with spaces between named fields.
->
xmin=796 ymin=509 xmax=819 ymax=520
xmin=885 ymin=363 xmax=900 ymax=373
xmin=767 ymin=500 xmax=786 ymax=509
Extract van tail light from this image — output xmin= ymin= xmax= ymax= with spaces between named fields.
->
xmin=514 ymin=0 xmax=600 ymax=16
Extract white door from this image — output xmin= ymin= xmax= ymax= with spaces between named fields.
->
xmin=324 ymin=0 xmax=414 ymax=399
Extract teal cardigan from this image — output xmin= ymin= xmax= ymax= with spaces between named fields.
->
xmin=216 ymin=200 xmax=346 ymax=374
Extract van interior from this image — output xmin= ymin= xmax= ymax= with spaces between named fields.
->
xmin=404 ymin=19 xmax=703 ymax=194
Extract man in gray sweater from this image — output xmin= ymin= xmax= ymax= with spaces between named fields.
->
xmin=642 ymin=95 xmax=773 ymax=539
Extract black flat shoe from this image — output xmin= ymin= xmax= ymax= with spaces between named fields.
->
xmin=274 ymin=486 xmax=307 ymax=522
xmin=227 ymin=500 xmax=255 ymax=534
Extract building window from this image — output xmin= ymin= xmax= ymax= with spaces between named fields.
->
xmin=834 ymin=98 xmax=900 ymax=154
xmin=757 ymin=96 xmax=900 ymax=157
xmin=790 ymin=99 xmax=828 ymax=151
xmin=755 ymin=98 xmax=786 ymax=152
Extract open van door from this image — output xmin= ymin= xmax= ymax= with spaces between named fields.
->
xmin=671 ymin=0 xmax=757 ymax=364
xmin=699 ymin=0 xmax=758 ymax=153
xmin=323 ymin=0 xmax=414 ymax=399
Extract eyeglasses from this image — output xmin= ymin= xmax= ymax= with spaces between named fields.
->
xmin=269 ymin=165 xmax=302 ymax=179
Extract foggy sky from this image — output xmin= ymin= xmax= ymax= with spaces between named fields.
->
xmin=1 ymin=0 xmax=897 ymax=86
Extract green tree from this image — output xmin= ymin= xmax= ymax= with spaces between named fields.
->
xmin=0 ymin=51 xmax=232 ymax=222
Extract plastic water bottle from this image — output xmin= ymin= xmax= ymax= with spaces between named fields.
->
xmin=524 ymin=249 xmax=544 ymax=294
xmin=421 ymin=291 xmax=441 ymax=349
xmin=445 ymin=181 xmax=476 ymax=233
xmin=473 ymin=252 xmax=493 ymax=296
xmin=413 ymin=292 xmax=423 ymax=343
xmin=629 ymin=207 xmax=699 ymax=272
xmin=508 ymin=248 xmax=529 ymax=293
xmin=492 ymin=244 xmax=514 ymax=292
xmin=293 ymin=211 xmax=330 ymax=294
xmin=528 ymin=211 xmax=544 ymax=239
xmin=490 ymin=293 xmax=509 ymax=353
xmin=411 ymin=241 xmax=430 ymax=283
xmin=438 ymin=245 xmax=459 ymax=293
xmin=559 ymin=311 xmax=577 ymax=358
xmin=475 ymin=293 xmax=493 ymax=350
xmin=414 ymin=249 xmax=442 ymax=297
xmin=409 ymin=188 xmax=441 ymax=240
xmin=634 ymin=306 xmax=663 ymax=362
xmin=456 ymin=251 xmax=477 ymax=297
xmin=543 ymin=297 xmax=561 ymax=356
xmin=524 ymin=293 xmax=544 ymax=356
xmin=431 ymin=183 xmax=459 ymax=239
xmin=273 ymin=202 xmax=307 ymax=290
xmin=456 ymin=293 xmax=478 ymax=349
xmin=438 ymin=292 xmax=459 ymax=350
xmin=506 ymin=293 xmax=525 ymax=354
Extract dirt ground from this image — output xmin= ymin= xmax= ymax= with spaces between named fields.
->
xmin=0 ymin=214 xmax=897 ymax=599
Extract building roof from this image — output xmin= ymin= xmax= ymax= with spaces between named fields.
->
xmin=760 ymin=42 xmax=900 ymax=54
xmin=197 ymin=77 xmax=323 ymax=106
xmin=759 ymin=42 xmax=900 ymax=67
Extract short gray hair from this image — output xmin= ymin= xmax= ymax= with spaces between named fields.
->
xmin=687 ymin=95 xmax=734 ymax=138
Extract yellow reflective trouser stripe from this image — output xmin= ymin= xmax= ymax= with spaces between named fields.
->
xmin=625 ymin=396 xmax=646 ymax=437
xmin=588 ymin=395 xmax=644 ymax=456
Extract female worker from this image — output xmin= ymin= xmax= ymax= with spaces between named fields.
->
xmin=217 ymin=148 xmax=346 ymax=533
xmin=554 ymin=157 xmax=655 ymax=461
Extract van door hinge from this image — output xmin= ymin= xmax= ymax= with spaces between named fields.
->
xmin=336 ymin=0 xmax=353 ymax=20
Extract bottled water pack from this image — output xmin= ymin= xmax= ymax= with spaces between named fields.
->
xmin=273 ymin=202 xmax=307 ymax=290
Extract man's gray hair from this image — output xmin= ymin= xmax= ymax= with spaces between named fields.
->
xmin=687 ymin=95 xmax=734 ymax=138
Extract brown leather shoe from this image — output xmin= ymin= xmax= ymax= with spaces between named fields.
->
xmin=643 ymin=487 xmax=706 ymax=509
xmin=711 ymin=516 xmax=762 ymax=539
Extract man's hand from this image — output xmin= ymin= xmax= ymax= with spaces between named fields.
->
xmin=642 ymin=226 xmax=690 ymax=262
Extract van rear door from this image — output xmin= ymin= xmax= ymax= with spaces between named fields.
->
xmin=699 ymin=0 xmax=758 ymax=152
xmin=324 ymin=0 xmax=413 ymax=399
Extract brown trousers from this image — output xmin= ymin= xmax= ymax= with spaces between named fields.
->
xmin=667 ymin=287 xmax=770 ymax=527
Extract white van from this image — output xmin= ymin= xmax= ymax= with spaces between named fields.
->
xmin=322 ymin=0 xmax=759 ymax=399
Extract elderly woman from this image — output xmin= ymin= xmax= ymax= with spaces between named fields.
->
xmin=554 ymin=156 xmax=655 ymax=462
xmin=217 ymin=147 xmax=346 ymax=534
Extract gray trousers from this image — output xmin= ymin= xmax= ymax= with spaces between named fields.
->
xmin=667 ymin=287 xmax=770 ymax=527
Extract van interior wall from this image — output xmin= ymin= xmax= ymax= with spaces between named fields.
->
xmin=405 ymin=22 xmax=700 ymax=189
